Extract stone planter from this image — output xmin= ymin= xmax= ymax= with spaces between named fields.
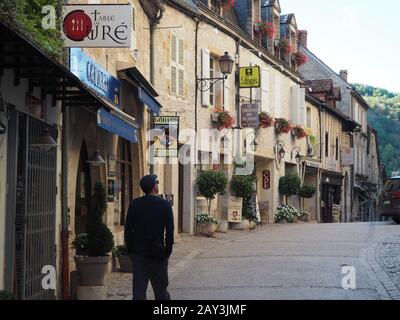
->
xmin=75 ymin=255 xmax=110 ymax=287
xmin=217 ymin=220 xmax=228 ymax=233
xmin=118 ymin=255 xmax=133 ymax=273
xmin=298 ymin=215 xmax=310 ymax=223
xmin=197 ymin=222 xmax=218 ymax=237
xmin=230 ymin=219 xmax=250 ymax=231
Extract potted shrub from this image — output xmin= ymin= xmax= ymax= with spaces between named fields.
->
xmin=299 ymin=185 xmax=316 ymax=199
xmin=274 ymin=204 xmax=301 ymax=223
xmin=259 ymin=112 xmax=275 ymax=129
xmin=113 ymin=245 xmax=132 ymax=273
xmin=0 ymin=290 xmax=16 ymax=300
xmin=231 ymin=175 xmax=257 ymax=229
xmin=293 ymin=51 xmax=308 ymax=67
xmin=197 ymin=170 xmax=228 ymax=215
xmin=292 ymin=125 xmax=308 ymax=140
xmin=279 ymin=173 xmax=301 ymax=204
xmin=212 ymin=108 xmax=236 ymax=130
xmin=275 ymin=118 xmax=292 ymax=135
xmin=196 ymin=213 xmax=219 ymax=237
xmin=73 ymin=182 xmax=114 ymax=287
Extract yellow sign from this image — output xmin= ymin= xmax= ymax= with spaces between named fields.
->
xmin=228 ymin=197 xmax=243 ymax=223
xmin=239 ymin=66 xmax=260 ymax=88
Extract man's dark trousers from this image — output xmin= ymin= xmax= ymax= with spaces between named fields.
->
xmin=131 ymin=254 xmax=171 ymax=300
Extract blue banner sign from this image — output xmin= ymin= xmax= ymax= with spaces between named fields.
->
xmin=70 ymin=48 xmax=120 ymax=107
xmin=97 ymin=108 xmax=137 ymax=143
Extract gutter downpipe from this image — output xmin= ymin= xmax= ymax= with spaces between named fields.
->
xmin=61 ymin=77 xmax=69 ymax=300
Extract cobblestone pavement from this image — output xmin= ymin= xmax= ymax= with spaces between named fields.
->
xmin=105 ymin=222 xmax=400 ymax=300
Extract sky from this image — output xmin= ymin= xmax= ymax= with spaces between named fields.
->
xmin=281 ymin=0 xmax=400 ymax=93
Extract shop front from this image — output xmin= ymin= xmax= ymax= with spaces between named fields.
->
xmin=321 ymin=171 xmax=344 ymax=223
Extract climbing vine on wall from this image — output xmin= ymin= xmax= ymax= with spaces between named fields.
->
xmin=0 ymin=0 xmax=64 ymax=60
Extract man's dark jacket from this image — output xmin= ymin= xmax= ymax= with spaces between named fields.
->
xmin=124 ymin=195 xmax=174 ymax=260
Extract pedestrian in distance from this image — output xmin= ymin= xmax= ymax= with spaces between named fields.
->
xmin=124 ymin=175 xmax=174 ymax=300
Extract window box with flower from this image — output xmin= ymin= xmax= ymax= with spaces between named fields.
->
xmin=291 ymin=125 xmax=309 ymax=140
xmin=212 ymin=108 xmax=236 ymax=130
xmin=279 ymin=39 xmax=293 ymax=56
xmin=254 ymin=21 xmax=276 ymax=39
xmin=216 ymin=0 xmax=235 ymax=9
xmin=275 ymin=118 xmax=292 ymax=135
xmin=293 ymin=51 xmax=308 ymax=67
xmin=259 ymin=112 xmax=275 ymax=129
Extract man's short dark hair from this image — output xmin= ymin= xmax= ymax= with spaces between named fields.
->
xmin=140 ymin=175 xmax=158 ymax=194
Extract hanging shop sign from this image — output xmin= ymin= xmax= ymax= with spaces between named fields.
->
xmin=342 ymin=147 xmax=354 ymax=167
xmin=228 ymin=197 xmax=243 ymax=223
xmin=241 ymin=104 xmax=260 ymax=128
xmin=153 ymin=116 xmax=179 ymax=158
xmin=239 ymin=66 xmax=261 ymax=88
xmin=62 ymin=4 xmax=131 ymax=48
xmin=70 ymin=48 xmax=120 ymax=107
xmin=262 ymin=170 xmax=271 ymax=190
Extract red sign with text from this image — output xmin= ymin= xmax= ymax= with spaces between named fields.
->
xmin=263 ymin=170 xmax=271 ymax=190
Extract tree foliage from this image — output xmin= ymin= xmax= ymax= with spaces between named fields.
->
xmin=197 ymin=171 xmax=228 ymax=214
xmin=353 ymin=83 xmax=400 ymax=175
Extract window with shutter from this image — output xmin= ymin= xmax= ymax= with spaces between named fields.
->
xmin=223 ymin=77 xmax=230 ymax=111
xmin=170 ymin=35 xmax=185 ymax=97
xmin=274 ymin=74 xmax=282 ymax=117
xmin=291 ymin=84 xmax=300 ymax=124
xmin=201 ymin=49 xmax=211 ymax=106
xmin=298 ymin=87 xmax=306 ymax=126
xmin=260 ymin=68 xmax=270 ymax=113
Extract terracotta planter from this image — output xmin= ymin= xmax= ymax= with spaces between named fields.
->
xmin=197 ymin=222 xmax=218 ymax=237
xmin=75 ymin=255 xmax=110 ymax=286
xmin=118 ymin=255 xmax=133 ymax=273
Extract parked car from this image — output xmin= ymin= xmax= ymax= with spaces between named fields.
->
xmin=379 ymin=176 xmax=400 ymax=224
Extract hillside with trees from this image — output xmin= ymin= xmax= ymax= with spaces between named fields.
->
xmin=353 ymin=84 xmax=400 ymax=175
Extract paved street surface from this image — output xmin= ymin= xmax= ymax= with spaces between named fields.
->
xmin=105 ymin=222 xmax=400 ymax=300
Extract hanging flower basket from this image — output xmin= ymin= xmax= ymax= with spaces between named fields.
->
xmin=275 ymin=118 xmax=292 ymax=135
xmin=279 ymin=39 xmax=292 ymax=55
xmin=254 ymin=21 xmax=276 ymax=39
xmin=212 ymin=108 xmax=235 ymax=130
xmin=259 ymin=112 xmax=275 ymax=129
xmin=220 ymin=0 xmax=235 ymax=9
xmin=292 ymin=125 xmax=309 ymax=139
xmin=293 ymin=52 xmax=308 ymax=66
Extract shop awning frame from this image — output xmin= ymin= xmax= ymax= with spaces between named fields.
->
xmin=0 ymin=20 xmax=140 ymax=130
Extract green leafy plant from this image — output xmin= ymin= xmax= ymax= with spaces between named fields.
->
xmin=85 ymin=182 xmax=114 ymax=257
xmin=112 ymin=245 xmax=129 ymax=258
xmin=274 ymin=204 xmax=302 ymax=223
xmin=212 ymin=108 xmax=236 ymax=130
xmin=279 ymin=173 xmax=301 ymax=204
xmin=72 ymin=233 xmax=88 ymax=256
xmin=231 ymin=175 xmax=257 ymax=221
xmin=0 ymin=0 xmax=64 ymax=59
xmin=292 ymin=125 xmax=308 ymax=139
xmin=259 ymin=112 xmax=275 ymax=129
xmin=298 ymin=185 xmax=317 ymax=199
xmin=0 ymin=290 xmax=16 ymax=300
xmin=196 ymin=212 xmax=219 ymax=225
xmin=197 ymin=170 xmax=228 ymax=215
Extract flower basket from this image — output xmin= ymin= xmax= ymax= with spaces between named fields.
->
xmin=275 ymin=118 xmax=292 ymax=135
xmin=279 ymin=39 xmax=292 ymax=55
xmin=259 ymin=112 xmax=275 ymax=129
xmin=293 ymin=52 xmax=308 ymax=67
xmin=291 ymin=125 xmax=308 ymax=139
xmin=196 ymin=213 xmax=219 ymax=237
xmin=212 ymin=109 xmax=235 ymax=130
xmin=254 ymin=21 xmax=275 ymax=39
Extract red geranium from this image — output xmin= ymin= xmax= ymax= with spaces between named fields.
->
xmin=213 ymin=108 xmax=235 ymax=130
xmin=279 ymin=39 xmax=293 ymax=55
xmin=293 ymin=52 xmax=308 ymax=66
xmin=275 ymin=118 xmax=292 ymax=134
xmin=221 ymin=0 xmax=235 ymax=9
xmin=292 ymin=126 xmax=309 ymax=139
xmin=254 ymin=21 xmax=276 ymax=39
xmin=259 ymin=112 xmax=275 ymax=129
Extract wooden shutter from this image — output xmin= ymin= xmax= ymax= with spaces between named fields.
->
xmin=260 ymin=67 xmax=270 ymax=113
xmin=274 ymin=74 xmax=282 ymax=117
xmin=291 ymin=84 xmax=300 ymax=124
xmin=223 ymin=78 xmax=230 ymax=111
xmin=130 ymin=2 xmax=136 ymax=54
xmin=170 ymin=35 xmax=177 ymax=94
xmin=201 ymin=49 xmax=211 ymax=106
xmin=178 ymin=39 xmax=185 ymax=96
xmin=298 ymin=87 xmax=306 ymax=126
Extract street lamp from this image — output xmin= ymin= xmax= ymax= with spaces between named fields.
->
xmin=275 ymin=140 xmax=286 ymax=163
xmin=291 ymin=146 xmax=301 ymax=163
xmin=196 ymin=52 xmax=234 ymax=92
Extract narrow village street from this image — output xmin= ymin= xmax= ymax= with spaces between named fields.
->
xmin=106 ymin=222 xmax=400 ymax=300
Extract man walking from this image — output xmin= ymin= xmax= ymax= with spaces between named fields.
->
xmin=124 ymin=175 xmax=174 ymax=300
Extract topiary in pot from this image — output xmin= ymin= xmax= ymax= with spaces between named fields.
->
xmin=74 ymin=182 xmax=115 ymax=287
xmin=279 ymin=173 xmax=301 ymax=204
xmin=231 ymin=175 xmax=257 ymax=221
xmin=298 ymin=185 xmax=317 ymax=199
xmin=197 ymin=170 xmax=228 ymax=215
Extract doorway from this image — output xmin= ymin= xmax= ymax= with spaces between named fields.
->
xmin=6 ymin=110 xmax=57 ymax=300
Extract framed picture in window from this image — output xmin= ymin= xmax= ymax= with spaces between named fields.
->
xmin=108 ymin=153 xmax=117 ymax=177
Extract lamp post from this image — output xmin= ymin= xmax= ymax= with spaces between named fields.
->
xmin=291 ymin=146 xmax=301 ymax=163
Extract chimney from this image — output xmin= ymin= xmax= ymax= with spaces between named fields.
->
xmin=340 ymin=70 xmax=348 ymax=82
xmin=297 ymin=30 xmax=308 ymax=48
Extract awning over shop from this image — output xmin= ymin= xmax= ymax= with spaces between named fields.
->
xmin=321 ymin=170 xmax=344 ymax=186
xmin=120 ymin=67 xmax=162 ymax=116
xmin=0 ymin=19 xmax=140 ymax=142
xmin=97 ymin=108 xmax=137 ymax=144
